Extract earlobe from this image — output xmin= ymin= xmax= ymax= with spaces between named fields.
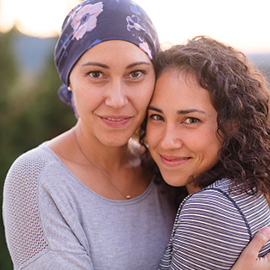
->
xmin=68 ymin=86 xmax=72 ymax=91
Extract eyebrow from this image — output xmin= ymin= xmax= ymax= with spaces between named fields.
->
xmin=126 ymin=62 xmax=151 ymax=69
xmin=82 ymin=62 xmax=109 ymax=68
xmin=148 ymin=106 xmax=207 ymax=115
xmin=82 ymin=61 xmax=151 ymax=69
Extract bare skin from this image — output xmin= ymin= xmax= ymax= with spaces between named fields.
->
xmin=232 ymin=227 xmax=270 ymax=269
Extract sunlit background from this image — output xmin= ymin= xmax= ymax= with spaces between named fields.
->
xmin=1 ymin=0 xmax=270 ymax=53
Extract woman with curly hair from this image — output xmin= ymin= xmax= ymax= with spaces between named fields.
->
xmin=146 ymin=36 xmax=270 ymax=269
xmin=3 ymin=0 xmax=270 ymax=267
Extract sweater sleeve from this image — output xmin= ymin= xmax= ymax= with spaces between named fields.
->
xmin=159 ymin=188 xmax=251 ymax=270
xmin=2 ymin=149 xmax=94 ymax=270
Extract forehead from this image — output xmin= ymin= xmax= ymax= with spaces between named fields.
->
xmin=155 ymin=69 xmax=201 ymax=95
xmin=79 ymin=40 xmax=152 ymax=63
xmin=152 ymin=69 xmax=213 ymax=109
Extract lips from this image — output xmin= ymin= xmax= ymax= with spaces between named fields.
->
xmin=160 ymin=154 xmax=191 ymax=167
xmin=105 ymin=117 xmax=126 ymax=121
xmin=100 ymin=115 xmax=132 ymax=127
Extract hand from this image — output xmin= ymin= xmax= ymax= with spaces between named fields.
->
xmin=231 ymin=227 xmax=270 ymax=270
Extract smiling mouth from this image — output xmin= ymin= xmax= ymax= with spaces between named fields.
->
xmin=105 ymin=117 xmax=127 ymax=121
xmin=162 ymin=155 xmax=188 ymax=161
xmin=100 ymin=116 xmax=132 ymax=127
xmin=160 ymin=155 xmax=191 ymax=167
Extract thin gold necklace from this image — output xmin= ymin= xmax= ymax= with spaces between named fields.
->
xmin=73 ymin=129 xmax=134 ymax=200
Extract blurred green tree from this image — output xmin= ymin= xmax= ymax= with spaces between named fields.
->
xmin=0 ymin=28 xmax=75 ymax=269
xmin=0 ymin=27 xmax=19 ymax=270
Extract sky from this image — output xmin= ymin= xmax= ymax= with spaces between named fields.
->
xmin=0 ymin=0 xmax=270 ymax=54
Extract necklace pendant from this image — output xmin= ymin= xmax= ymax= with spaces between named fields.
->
xmin=73 ymin=130 xmax=134 ymax=201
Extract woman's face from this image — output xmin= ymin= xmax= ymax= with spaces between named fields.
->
xmin=146 ymin=69 xmax=222 ymax=194
xmin=69 ymin=40 xmax=155 ymax=147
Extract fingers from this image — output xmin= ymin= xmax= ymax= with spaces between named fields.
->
xmin=242 ymin=227 xmax=270 ymax=257
xmin=231 ymin=227 xmax=270 ymax=270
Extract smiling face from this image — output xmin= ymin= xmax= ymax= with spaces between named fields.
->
xmin=69 ymin=40 xmax=155 ymax=147
xmin=146 ymin=69 xmax=222 ymax=193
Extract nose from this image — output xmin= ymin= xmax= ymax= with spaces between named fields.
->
xmin=160 ymin=125 xmax=183 ymax=151
xmin=105 ymin=80 xmax=128 ymax=108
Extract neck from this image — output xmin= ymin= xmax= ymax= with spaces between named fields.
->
xmin=72 ymin=124 xmax=138 ymax=200
xmin=186 ymin=183 xmax=201 ymax=194
xmin=73 ymin=124 xmax=131 ymax=173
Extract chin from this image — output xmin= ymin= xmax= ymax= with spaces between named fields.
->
xmin=98 ymin=128 xmax=134 ymax=144
xmin=160 ymin=173 xmax=185 ymax=187
xmin=103 ymin=136 xmax=131 ymax=147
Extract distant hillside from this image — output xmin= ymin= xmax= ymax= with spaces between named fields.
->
xmin=12 ymin=32 xmax=56 ymax=74
xmin=248 ymin=53 xmax=270 ymax=70
xmin=248 ymin=53 xmax=270 ymax=67
xmin=245 ymin=54 xmax=270 ymax=82
xmin=11 ymin=32 xmax=270 ymax=82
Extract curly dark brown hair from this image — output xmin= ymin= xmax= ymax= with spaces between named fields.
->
xmin=140 ymin=36 xmax=270 ymax=197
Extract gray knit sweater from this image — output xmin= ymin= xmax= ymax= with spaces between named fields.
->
xmin=3 ymin=144 xmax=177 ymax=270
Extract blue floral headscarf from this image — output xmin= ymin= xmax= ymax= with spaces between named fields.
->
xmin=54 ymin=0 xmax=160 ymax=109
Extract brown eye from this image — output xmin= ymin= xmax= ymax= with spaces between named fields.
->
xmin=184 ymin=117 xmax=200 ymax=124
xmin=88 ymin=71 xmax=103 ymax=79
xmin=149 ymin=114 xmax=164 ymax=121
xmin=129 ymin=70 xmax=145 ymax=78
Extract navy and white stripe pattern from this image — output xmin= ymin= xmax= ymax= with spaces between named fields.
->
xmin=159 ymin=178 xmax=270 ymax=270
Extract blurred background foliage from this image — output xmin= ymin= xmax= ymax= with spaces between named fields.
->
xmin=0 ymin=27 xmax=270 ymax=269
xmin=0 ymin=28 xmax=76 ymax=269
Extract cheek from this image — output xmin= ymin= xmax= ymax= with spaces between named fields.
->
xmin=135 ymin=77 xmax=155 ymax=106
xmin=146 ymin=126 xmax=152 ymax=146
xmin=146 ymin=123 xmax=159 ymax=150
xmin=140 ymin=87 xmax=155 ymax=108
xmin=133 ymin=94 xmax=154 ymax=121
xmin=73 ymin=89 xmax=103 ymax=115
xmin=189 ymin=125 xmax=220 ymax=159
xmin=198 ymin=135 xmax=221 ymax=168
xmin=208 ymin=140 xmax=222 ymax=161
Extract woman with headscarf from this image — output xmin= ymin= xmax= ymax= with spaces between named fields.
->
xmin=3 ymin=1 xmax=180 ymax=269
xmin=2 ymin=1 xmax=270 ymax=269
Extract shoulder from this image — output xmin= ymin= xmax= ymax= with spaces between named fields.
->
xmin=181 ymin=179 xmax=232 ymax=209
xmin=182 ymin=178 xmax=244 ymax=209
xmin=7 ymin=144 xmax=57 ymax=173
xmin=163 ymin=179 xmax=270 ymax=269
xmin=4 ymin=144 xmax=59 ymax=192
xmin=167 ymin=180 xmax=251 ymax=269
xmin=177 ymin=179 xmax=248 ymax=227
xmin=176 ymin=178 xmax=269 ymax=236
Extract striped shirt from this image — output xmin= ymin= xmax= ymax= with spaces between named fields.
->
xmin=159 ymin=178 xmax=270 ymax=270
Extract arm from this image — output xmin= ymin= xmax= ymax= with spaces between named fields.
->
xmin=160 ymin=188 xmax=270 ymax=270
xmin=231 ymin=227 xmax=270 ymax=270
xmin=3 ymin=151 xmax=94 ymax=270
